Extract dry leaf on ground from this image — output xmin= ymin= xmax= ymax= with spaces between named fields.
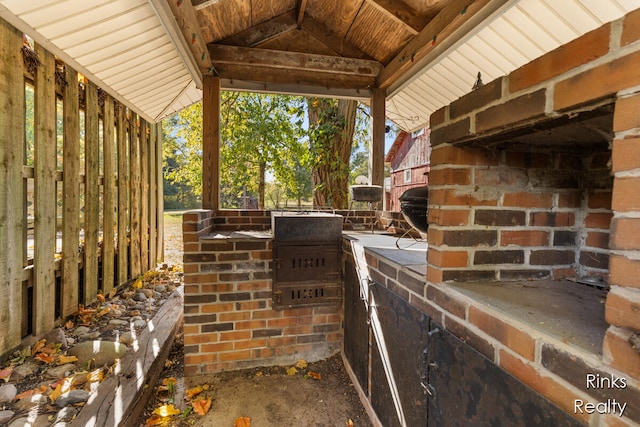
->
xmin=0 ymin=366 xmax=12 ymax=382
xmin=57 ymin=354 xmax=78 ymax=365
xmin=307 ymin=371 xmax=322 ymax=380
xmin=152 ymin=404 xmax=181 ymax=417
xmin=192 ymin=397 xmax=212 ymax=416
xmin=185 ymin=385 xmax=203 ymax=399
xmin=295 ymin=359 xmax=308 ymax=369
xmin=286 ymin=366 xmax=298 ymax=376
xmin=234 ymin=416 xmax=251 ymax=427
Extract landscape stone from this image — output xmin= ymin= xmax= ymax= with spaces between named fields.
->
xmin=74 ymin=326 xmax=90 ymax=335
xmin=8 ymin=414 xmax=50 ymax=427
xmin=141 ymin=288 xmax=154 ymax=298
xmin=10 ymin=361 xmax=39 ymax=381
xmin=0 ymin=383 xmax=17 ymax=403
xmin=133 ymin=319 xmax=147 ymax=329
xmin=0 ymin=410 xmax=14 ymax=424
xmin=133 ymin=292 xmax=147 ymax=302
xmin=54 ymin=389 xmax=90 ymax=408
xmin=79 ymin=331 xmax=101 ymax=340
xmin=108 ymin=319 xmax=128 ymax=327
xmin=55 ymin=406 xmax=80 ymax=423
xmin=45 ymin=363 xmax=77 ymax=380
xmin=68 ymin=341 xmax=127 ymax=367
xmin=119 ymin=332 xmax=134 ymax=346
xmin=43 ymin=328 xmax=69 ymax=350
xmin=155 ymin=285 xmax=167 ymax=293
xmin=13 ymin=393 xmax=48 ymax=412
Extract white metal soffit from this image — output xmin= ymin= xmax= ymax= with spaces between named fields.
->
xmin=0 ymin=0 xmax=202 ymax=123
xmin=387 ymin=0 xmax=640 ymax=133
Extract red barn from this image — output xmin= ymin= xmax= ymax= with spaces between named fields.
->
xmin=384 ymin=128 xmax=431 ymax=212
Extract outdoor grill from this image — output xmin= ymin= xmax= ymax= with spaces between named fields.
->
xmin=271 ymin=211 xmax=343 ymax=308
xmin=399 ymin=185 xmax=429 ymax=234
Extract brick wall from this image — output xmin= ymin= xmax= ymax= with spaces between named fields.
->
xmin=182 ymin=209 xmax=354 ymax=375
xmin=425 ymin=9 xmax=640 ymax=425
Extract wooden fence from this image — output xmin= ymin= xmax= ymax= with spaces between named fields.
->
xmin=0 ymin=19 xmax=164 ymax=359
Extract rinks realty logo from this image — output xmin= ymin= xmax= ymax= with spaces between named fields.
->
xmin=574 ymin=373 xmax=628 ymax=417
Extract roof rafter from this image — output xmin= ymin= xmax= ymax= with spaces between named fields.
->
xmin=377 ymin=0 xmax=510 ymax=90
xmin=300 ymin=15 xmax=371 ymax=59
xmin=218 ymin=10 xmax=298 ymax=47
xmin=366 ymin=0 xmax=428 ymax=35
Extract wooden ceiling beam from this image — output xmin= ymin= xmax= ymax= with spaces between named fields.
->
xmin=209 ymin=44 xmax=382 ymax=77
xmin=300 ymin=15 xmax=371 ymax=60
xmin=366 ymin=0 xmax=428 ymax=35
xmin=166 ymin=0 xmax=212 ymax=71
xmin=218 ymin=11 xmax=298 ymax=47
xmin=297 ymin=0 xmax=308 ymax=28
xmin=376 ymin=0 xmax=509 ymax=90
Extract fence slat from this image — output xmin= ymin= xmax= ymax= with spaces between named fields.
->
xmin=117 ymin=106 xmax=129 ymax=286
xmin=140 ymin=120 xmax=149 ymax=272
xmin=148 ymin=122 xmax=157 ymax=267
xmin=84 ymin=82 xmax=99 ymax=304
xmin=62 ymin=67 xmax=80 ymax=317
xmin=33 ymin=46 xmax=57 ymax=334
xmin=155 ymin=123 xmax=164 ymax=262
xmin=0 ymin=20 xmax=25 ymax=351
xmin=102 ymin=96 xmax=116 ymax=294
xmin=129 ymin=113 xmax=141 ymax=278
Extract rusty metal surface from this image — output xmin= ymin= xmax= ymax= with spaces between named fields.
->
xmin=343 ymin=258 xmax=369 ymax=391
xmin=427 ymin=327 xmax=586 ymax=427
xmin=273 ymin=242 xmax=342 ymax=308
xmin=370 ymin=282 xmax=430 ymax=427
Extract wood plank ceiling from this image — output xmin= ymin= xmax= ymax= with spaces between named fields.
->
xmin=193 ymin=0 xmax=458 ymax=97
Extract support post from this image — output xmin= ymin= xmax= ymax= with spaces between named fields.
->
xmin=33 ymin=46 xmax=56 ymax=334
xmin=202 ymin=75 xmax=220 ymax=210
xmin=84 ymin=81 xmax=99 ymax=304
xmin=102 ymin=95 xmax=116 ymax=293
xmin=0 ymin=20 xmax=24 ymax=351
xmin=369 ymin=87 xmax=386 ymax=187
xmin=62 ymin=66 xmax=80 ymax=318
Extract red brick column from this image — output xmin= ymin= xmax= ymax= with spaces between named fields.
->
xmin=605 ymin=91 xmax=640 ymax=381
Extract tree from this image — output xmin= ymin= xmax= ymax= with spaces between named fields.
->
xmin=220 ymin=92 xmax=305 ymax=209
xmin=307 ymin=98 xmax=358 ymax=209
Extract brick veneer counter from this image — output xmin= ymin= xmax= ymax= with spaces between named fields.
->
xmin=347 ymin=233 xmax=640 ymax=425
xmin=183 ymin=228 xmax=343 ymax=374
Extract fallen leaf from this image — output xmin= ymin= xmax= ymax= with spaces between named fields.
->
xmin=286 ymin=366 xmax=298 ymax=376
xmin=15 ymin=389 xmax=35 ymax=400
xmin=35 ymin=353 xmax=54 ymax=364
xmin=295 ymin=359 xmax=308 ymax=369
xmin=32 ymin=339 xmax=46 ymax=356
xmin=65 ymin=320 xmax=74 ymax=330
xmin=255 ymin=371 xmax=263 ymax=377
xmin=133 ymin=277 xmax=143 ymax=289
xmin=0 ymin=366 xmax=13 ymax=382
xmin=185 ymin=385 xmax=203 ymax=399
xmin=97 ymin=307 xmax=110 ymax=317
xmin=234 ymin=416 xmax=251 ymax=427
xmin=347 ymin=419 xmax=354 ymax=426
xmin=192 ymin=397 xmax=212 ymax=416
xmin=144 ymin=414 xmax=167 ymax=426
xmin=96 ymin=294 xmax=105 ymax=302
xmin=307 ymin=371 xmax=322 ymax=380
xmin=153 ymin=404 xmax=181 ymax=417
xmin=57 ymin=355 xmax=78 ymax=365
xmin=164 ymin=359 xmax=175 ymax=369
xmin=162 ymin=377 xmax=177 ymax=387
xmin=88 ymin=369 xmax=104 ymax=383
xmin=49 ymin=384 xmax=63 ymax=402
xmin=108 ymin=288 xmax=117 ymax=299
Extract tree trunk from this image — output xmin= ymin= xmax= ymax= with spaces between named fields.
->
xmin=308 ymin=98 xmax=357 ymax=209
xmin=258 ymin=160 xmax=266 ymax=209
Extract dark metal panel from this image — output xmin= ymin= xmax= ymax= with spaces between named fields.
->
xmin=343 ymin=258 xmax=369 ymax=392
xmin=273 ymin=242 xmax=342 ymax=308
xmin=370 ymin=282 xmax=430 ymax=427
xmin=427 ymin=327 xmax=586 ymax=427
